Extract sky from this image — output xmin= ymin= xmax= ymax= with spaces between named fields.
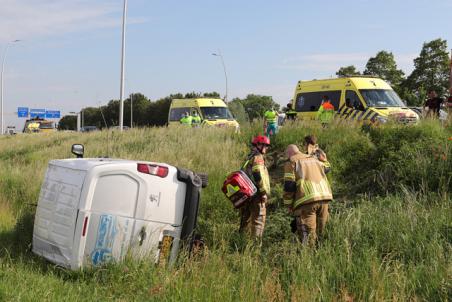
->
xmin=1 ymin=0 xmax=451 ymax=129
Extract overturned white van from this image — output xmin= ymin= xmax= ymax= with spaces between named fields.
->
xmin=32 ymin=144 xmax=206 ymax=269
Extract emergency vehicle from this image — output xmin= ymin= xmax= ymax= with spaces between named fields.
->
xmin=23 ymin=117 xmax=56 ymax=133
xmin=292 ymin=77 xmax=419 ymax=124
xmin=168 ymin=98 xmax=239 ymax=129
xmin=32 ymin=144 xmax=207 ymax=269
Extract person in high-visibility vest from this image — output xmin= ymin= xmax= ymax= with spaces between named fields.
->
xmin=180 ymin=112 xmax=192 ymax=126
xmin=264 ymin=108 xmax=279 ymax=137
xmin=316 ymin=96 xmax=335 ymax=127
xmin=191 ymin=111 xmax=202 ymax=127
xmin=240 ymin=135 xmax=271 ymax=238
xmin=285 ymin=103 xmax=297 ymax=121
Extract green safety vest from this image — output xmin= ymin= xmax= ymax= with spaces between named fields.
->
xmin=192 ymin=115 xmax=201 ymax=125
xmin=264 ymin=110 xmax=277 ymax=124
xmin=316 ymin=102 xmax=335 ymax=123
xmin=180 ymin=116 xmax=192 ymax=125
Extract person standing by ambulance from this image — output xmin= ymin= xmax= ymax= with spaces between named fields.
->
xmin=317 ymin=95 xmax=335 ymax=127
xmin=264 ymin=107 xmax=279 ymax=137
xmin=180 ymin=112 xmax=192 ymax=126
xmin=240 ymin=135 xmax=271 ymax=238
xmin=283 ymin=142 xmax=332 ymax=246
xmin=191 ymin=111 xmax=202 ymax=127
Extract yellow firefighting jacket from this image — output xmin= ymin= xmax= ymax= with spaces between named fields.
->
xmin=283 ymin=152 xmax=332 ymax=209
xmin=243 ymin=151 xmax=271 ymax=196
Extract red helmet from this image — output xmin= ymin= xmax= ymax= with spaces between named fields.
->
xmin=252 ymin=135 xmax=270 ymax=146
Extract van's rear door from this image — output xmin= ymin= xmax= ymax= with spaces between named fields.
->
xmin=81 ymin=172 xmax=139 ymax=266
xmin=32 ymin=163 xmax=86 ymax=267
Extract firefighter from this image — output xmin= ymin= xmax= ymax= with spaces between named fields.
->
xmin=304 ymin=134 xmax=327 ymax=162
xmin=191 ymin=111 xmax=202 ymax=127
xmin=264 ymin=107 xmax=279 ymax=137
xmin=317 ymin=95 xmax=335 ymax=127
xmin=240 ymin=135 xmax=271 ymax=238
xmin=283 ymin=142 xmax=332 ymax=246
xmin=180 ymin=112 xmax=192 ymax=126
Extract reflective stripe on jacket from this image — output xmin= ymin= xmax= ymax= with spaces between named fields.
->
xmin=283 ymin=152 xmax=332 ymax=209
xmin=243 ymin=152 xmax=271 ymax=196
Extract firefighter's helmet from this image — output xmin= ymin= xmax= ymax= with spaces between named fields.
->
xmin=252 ymin=135 xmax=270 ymax=146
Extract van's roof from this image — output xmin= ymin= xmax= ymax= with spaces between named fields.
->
xmin=49 ymin=158 xmax=171 ymax=171
xmin=297 ymin=77 xmax=392 ymax=90
xmin=171 ymin=98 xmax=227 ymax=107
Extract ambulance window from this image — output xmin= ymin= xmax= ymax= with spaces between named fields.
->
xmin=169 ymin=107 xmax=190 ymax=121
xmin=345 ymin=90 xmax=365 ymax=110
xmin=91 ymin=174 xmax=139 ymax=217
xmin=295 ymin=91 xmax=341 ymax=112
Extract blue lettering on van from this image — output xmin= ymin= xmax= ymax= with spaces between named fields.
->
xmin=91 ymin=214 xmax=117 ymax=265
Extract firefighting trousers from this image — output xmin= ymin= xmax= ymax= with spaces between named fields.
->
xmin=293 ymin=200 xmax=329 ymax=246
xmin=239 ymin=198 xmax=266 ymax=237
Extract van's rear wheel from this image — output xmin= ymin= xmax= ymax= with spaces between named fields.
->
xmin=197 ymin=173 xmax=208 ymax=188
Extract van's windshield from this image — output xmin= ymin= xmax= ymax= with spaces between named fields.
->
xmin=359 ymin=89 xmax=405 ymax=107
xmin=201 ymin=107 xmax=234 ymax=120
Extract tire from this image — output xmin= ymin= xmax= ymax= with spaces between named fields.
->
xmin=197 ymin=173 xmax=208 ymax=188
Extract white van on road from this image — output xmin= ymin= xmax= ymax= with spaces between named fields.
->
xmin=32 ymin=145 xmax=207 ymax=269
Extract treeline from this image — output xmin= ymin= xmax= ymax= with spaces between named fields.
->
xmin=336 ymin=38 xmax=451 ymax=105
xmin=58 ymin=92 xmax=280 ymax=130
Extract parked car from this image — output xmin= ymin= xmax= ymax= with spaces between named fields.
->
xmin=111 ymin=126 xmax=130 ymax=131
xmin=81 ymin=126 xmax=99 ymax=132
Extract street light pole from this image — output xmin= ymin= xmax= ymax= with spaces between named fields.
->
xmin=130 ymin=93 xmax=133 ymax=128
xmin=212 ymin=50 xmax=228 ymax=103
xmin=119 ymin=0 xmax=128 ymax=132
xmin=1 ymin=40 xmax=20 ymax=135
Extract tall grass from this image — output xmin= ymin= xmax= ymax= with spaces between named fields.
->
xmin=0 ymin=121 xmax=450 ymax=301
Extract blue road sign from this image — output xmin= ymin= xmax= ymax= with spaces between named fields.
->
xmin=30 ymin=108 xmax=46 ymax=118
xmin=18 ymin=107 xmax=29 ymax=118
xmin=45 ymin=110 xmax=61 ymax=119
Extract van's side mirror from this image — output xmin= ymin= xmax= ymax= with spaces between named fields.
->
xmin=72 ymin=144 xmax=84 ymax=158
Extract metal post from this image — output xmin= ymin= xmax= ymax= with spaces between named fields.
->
xmin=1 ymin=40 xmax=20 ymax=135
xmin=77 ymin=112 xmax=81 ymax=132
xmin=119 ymin=0 xmax=128 ymax=131
xmin=130 ymin=93 xmax=133 ymax=128
xmin=212 ymin=50 xmax=228 ymax=103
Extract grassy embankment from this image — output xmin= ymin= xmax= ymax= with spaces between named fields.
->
xmin=0 ymin=120 xmax=451 ymax=301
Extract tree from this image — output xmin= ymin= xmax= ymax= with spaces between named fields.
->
xmin=234 ymin=94 xmax=280 ymax=121
xmin=228 ymin=99 xmax=248 ymax=124
xmin=58 ymin=115 xmax=77 ymax=130
xmin=336 ymin=65 xmax=361 ymax=77
xmin=404 ymin=38 xmax=450 ymax=98
xmin=364 ymin=51 xmax=405 ymax=88
xmin=123 ymin=93 xmax=150 ymax=127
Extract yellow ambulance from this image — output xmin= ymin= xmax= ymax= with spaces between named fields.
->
xmin=168 ymin=98 xmax=239 ymax=128
xmin=292 ymin=77 xmax=419 ymax=124
xmin=23 ymin=117 xmax=56 ymax=133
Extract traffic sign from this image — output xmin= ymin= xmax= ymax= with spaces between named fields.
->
xmin=17 ymin=107 xmax=29 ymax=118
xmin=45 ymin=110 xmax=61 ymax=119
xmin=30 ymin=108 xmax=46 ymax=118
